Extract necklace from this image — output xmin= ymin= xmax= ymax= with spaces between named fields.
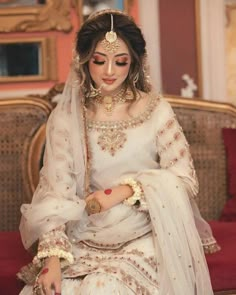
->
xmin=91 ymin=87 xmax=133 ymax=116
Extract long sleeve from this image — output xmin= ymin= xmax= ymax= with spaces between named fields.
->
xmin=20 ymin=107 xmax=86 ymax=250
xmin=155 ymin=99 xmax=199 ymax=198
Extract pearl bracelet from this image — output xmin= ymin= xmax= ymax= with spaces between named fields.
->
xmin=121 ymin=178 xmax=143 ymax=206
xmin=33 ymin=248 xmax=74 ymax=267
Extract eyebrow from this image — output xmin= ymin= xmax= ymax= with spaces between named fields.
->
xmin=93 ymin=51 xmax=129 ymax=57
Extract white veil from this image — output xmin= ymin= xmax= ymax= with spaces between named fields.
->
xmin=19 ymin=69 xmax=88 ymax=249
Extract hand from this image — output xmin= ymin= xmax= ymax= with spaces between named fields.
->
xmin=35 ymin=256 xmax=61 ymax=295
xmin=85 ymin=185 xmax=133 ymax=214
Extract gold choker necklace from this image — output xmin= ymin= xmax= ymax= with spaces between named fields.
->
xmin=92 ymin=88 xmax=133 ymax=115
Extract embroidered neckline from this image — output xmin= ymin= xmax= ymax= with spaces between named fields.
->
xmin=86 ymin=94 xmax=160 ymax=156
xmin=87 ymin=93 xmax=160 ymax=131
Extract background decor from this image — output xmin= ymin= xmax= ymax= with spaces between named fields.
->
xmin=0 ymin=0 xmax=72 ymax=32
xmin=0 ymin=37 xmax=57 ymax=82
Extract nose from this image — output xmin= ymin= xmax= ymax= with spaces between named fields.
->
xmin=105 ymin=60 xmax=114 ymax=76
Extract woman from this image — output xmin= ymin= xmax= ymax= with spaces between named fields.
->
xmin=18 ymin=9 xmax=219 ymax=295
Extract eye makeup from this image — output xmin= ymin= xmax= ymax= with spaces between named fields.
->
xmin=91 ymin=54 xmax=130 ymax=66
xmin=116 ymin=57 xmax=129 ymax=67
xmin=92 ymin=54 xmax=105 ymax=65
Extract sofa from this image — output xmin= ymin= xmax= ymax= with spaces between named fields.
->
xmin=0 ymin=92 xmax=236 ymax=294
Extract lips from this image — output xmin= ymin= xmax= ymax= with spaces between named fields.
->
xmin=102 ymin=79 xmax=116 ymax=85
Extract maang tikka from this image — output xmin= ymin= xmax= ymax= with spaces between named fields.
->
xmin=101 ymin=14 xmax=120 ymax=53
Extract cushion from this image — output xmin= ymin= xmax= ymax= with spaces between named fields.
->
xmin=207 ymin=221 xmax=236 ymax=291
xmin=0 ymin=231 xmax=32 ymax=294
xmin=220 ymin=128 xmax=236 ymax=221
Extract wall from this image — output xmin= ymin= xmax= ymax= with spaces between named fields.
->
xmin=159 ymin=0 xmax=200 ymax=97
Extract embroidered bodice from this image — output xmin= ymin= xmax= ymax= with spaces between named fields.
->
xmin=86 ymin=94 xmax=197 ymax=195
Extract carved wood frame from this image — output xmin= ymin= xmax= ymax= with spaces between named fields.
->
xmin=73 ymin=0 xmax=134 ymax=23
xmin=0 ymin=0 xmax=72 ymax=32
xmin=0 ymin=37 xmax=57 ymax=83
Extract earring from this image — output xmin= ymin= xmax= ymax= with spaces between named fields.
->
xmin=89 ymin=83 xmax=101 ymax=97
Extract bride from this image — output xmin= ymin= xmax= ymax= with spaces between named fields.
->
xmin=18 ymin=9 xmax=219 ymax=295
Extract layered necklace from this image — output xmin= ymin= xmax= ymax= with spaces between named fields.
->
xmin=91 ymin=87 xmax=133 ymax=116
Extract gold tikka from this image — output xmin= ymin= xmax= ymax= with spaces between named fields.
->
xmin=101 ymin=14 xmax=120 ymax=53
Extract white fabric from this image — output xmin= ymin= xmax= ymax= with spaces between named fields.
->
xmin=19 ymin=69 xmax=215 ymax=294
xmin=20 ymin=273 xmax=134 ymax=295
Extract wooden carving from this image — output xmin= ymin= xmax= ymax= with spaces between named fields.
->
xmin=0 ymin=0 xmax=72 ymax=32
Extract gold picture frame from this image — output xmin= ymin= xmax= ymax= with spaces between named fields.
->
xmin=73 ymin=0 xmax=134 ymax=23
xmin=0 ymin=0 xmax=72 ymax=32
xmin=0 ymin=37 xmax=57 ymax=83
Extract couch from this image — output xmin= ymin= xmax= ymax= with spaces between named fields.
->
xmin=0 ymin=93 xmax=236 ymax=294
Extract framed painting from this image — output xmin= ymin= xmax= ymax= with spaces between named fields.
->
xmin=0 ymin=37 xmax=57 ymax=82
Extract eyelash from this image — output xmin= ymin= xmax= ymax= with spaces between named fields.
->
xmin=92 ymin=60 xmax=128 ymax=67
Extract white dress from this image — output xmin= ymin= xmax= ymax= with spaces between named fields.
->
xmin=19 ymin=95 xmax=214 ymax=295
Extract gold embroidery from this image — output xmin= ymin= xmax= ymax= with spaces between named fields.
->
xmin=97 ymin=129 xmax=127 ymax=156
xmin=87 ymin=94 xmax=160 ymax=155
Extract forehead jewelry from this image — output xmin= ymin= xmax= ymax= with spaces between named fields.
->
xmin=101 ymin=14 xmax=120 ymax=53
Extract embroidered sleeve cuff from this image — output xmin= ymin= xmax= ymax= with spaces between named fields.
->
xmin=33 ymin=225 xmax=74 ymax=268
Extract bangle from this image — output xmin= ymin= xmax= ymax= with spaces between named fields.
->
xmin=33 ymin=248 xmax=74 ymax=266
xmin=121 ymin=178 xmax=143 ymax=206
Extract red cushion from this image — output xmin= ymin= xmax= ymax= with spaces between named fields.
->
xmin=220 ymin=128 xmax=236 ymax=221
xmin=0 ymin=231 xmax=32 ymax=294
xmin=207 ymin=221 xmax=236 ymax=291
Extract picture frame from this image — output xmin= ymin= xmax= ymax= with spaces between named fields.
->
xmin=0 ymin=0 xmax=72 ymax=32
xmin=0 ymin=37 xmax=57 ymax=82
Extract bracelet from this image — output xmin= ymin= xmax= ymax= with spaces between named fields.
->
xmin=33 ymin=248 xmax=74 ymax=266
xmin=121 ymin=178 xmax=143 ymax=206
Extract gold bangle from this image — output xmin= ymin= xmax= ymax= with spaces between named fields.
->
xmin=85 ymin=199 xmax=101 ymax=215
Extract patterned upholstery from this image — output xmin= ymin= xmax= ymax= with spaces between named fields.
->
xmin=168 ymin=97 xmax=236 ymax=220
xmin=0 ymin=98 xmax=52 ymax=231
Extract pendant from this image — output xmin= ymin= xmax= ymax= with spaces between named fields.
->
xmin=103 ymin=96 xmax=113 ymax=115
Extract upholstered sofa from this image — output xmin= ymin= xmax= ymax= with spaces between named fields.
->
xmin=0 ymin=93 xmax=236 ymax=294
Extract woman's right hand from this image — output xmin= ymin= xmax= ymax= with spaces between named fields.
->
xmin=36 ymin=256 xmax=62 ymax=295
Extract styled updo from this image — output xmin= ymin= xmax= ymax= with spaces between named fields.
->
xmin=74 ymin=10 xmax=151 ymax=98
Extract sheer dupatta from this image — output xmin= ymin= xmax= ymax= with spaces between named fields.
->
xmin=20 ymin=70 xmax=87 ymax=249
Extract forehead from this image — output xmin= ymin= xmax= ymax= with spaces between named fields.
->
xmin=94 ymin=37 xmax=130 ymax=56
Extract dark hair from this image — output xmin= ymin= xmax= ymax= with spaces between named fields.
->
xmin=74 ymin=11 xmax=151 ymax=99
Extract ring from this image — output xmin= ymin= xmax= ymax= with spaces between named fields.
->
xmin=85 ymin=199 xmax=101 ymax=215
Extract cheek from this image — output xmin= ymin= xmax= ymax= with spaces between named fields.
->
xmin=119 ymin=65 xmax=130 ymax=80
xmin=88 ymin=61 xmax=100 ymax=80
